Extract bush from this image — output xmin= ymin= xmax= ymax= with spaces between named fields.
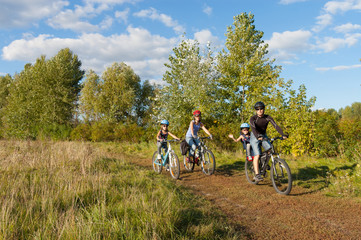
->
xmin=70 ymin=124 xmax=92 ymax=141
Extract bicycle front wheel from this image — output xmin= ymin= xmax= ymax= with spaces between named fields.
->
xmin=201 ymin=149 xmax=215 ymax=175
xmin=271 ymin=158 xmax=292 ymax=195
xmin=152 ymin=151 xmax=162 ymax=174
xmin=245 ymin=158 xmax=257 ymax=185
xmin=183 ymin=155 xmax=195 ymax=172
xmin=169 ymin=151 xmax=180 ymax=179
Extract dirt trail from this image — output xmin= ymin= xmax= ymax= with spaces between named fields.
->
xmin=132 ymin=156 xmax=361 ymax=240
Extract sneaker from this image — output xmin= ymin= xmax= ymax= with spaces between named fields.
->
xmin=166 ymin=164 xmax=170 ymax=171
xmin=253 ymin=174 xmax=264 ymax=182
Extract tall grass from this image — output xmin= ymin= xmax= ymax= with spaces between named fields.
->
xmin=0 ymin=140 xmax=243 ymax=239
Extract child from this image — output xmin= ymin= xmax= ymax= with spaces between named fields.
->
xmin=156 ymin=120 xmax=180 ymax=160
xmin=185 ymin=110 xmax=213 ymax=165
xmin=229 ymin=123 xmax=253 ymax=160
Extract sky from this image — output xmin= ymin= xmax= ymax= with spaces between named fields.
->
xmin=0 ymin=0 xmax=360 ymax=110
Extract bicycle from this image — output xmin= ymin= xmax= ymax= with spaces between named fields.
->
xmin=152 ymin=139 xmax=181 ymax=179
xmin=183 ymin=137 xmax=216 ymax=175
xmin=245 ymin=136 xmax=292 ymax=195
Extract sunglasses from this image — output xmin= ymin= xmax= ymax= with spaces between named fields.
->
xmin=255 ymin=108 xmax=264 ymax=111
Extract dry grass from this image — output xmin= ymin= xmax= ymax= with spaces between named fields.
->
xmin=0 ymin=140 xmax=243 ymax=239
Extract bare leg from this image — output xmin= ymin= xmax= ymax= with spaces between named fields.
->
xmin=253 ymin=155 xmax=260 ymax=175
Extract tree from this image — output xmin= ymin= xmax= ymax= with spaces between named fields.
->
xmin=216 ymin=13 xmax=290 ymax=124
xmin=78 ymin=62 xmax=154 ymax=124
xmin=2 ymin=48 xmax=84 ymax=139
xmin=157 ymin=39 xmax=216 ymax=132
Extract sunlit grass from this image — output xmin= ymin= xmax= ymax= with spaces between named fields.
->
xmin=0 ymin=140 xmax=244 ymax=239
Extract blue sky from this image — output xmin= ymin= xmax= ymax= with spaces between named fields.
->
xmin=1 ymin=0 xmax=360 ymax=110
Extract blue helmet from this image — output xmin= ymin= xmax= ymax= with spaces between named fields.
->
xmin=160 ymin=120 xmax=169 ymax=126
xmin=240 ymin=123 xmax=250 ymax=129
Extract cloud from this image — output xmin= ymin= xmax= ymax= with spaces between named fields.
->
xmin=316 ymin=64 xmax=361 ymax=71
xmin=316 ymin=33 xmax=361 ymax=52
xmin=0 ymin=0 xmax=68 ymax=29
xmin=193 ymin=29 xmax=221 ymax=47
xmin=134 ymin=8 xmax=185 ymax=34
xmin=1 ymin=26 xmax=178 ymax=79
xmin=334 ymin=23 xmax=361 ymax=33
xmin=115 ymin=8 xmax=130 ymax=23
xmin=266 ymin=30 xmax=312 ymax=61
xmin=203 ymin=5 xmax=212 ymax=15
xmin=313 ymin=0 xmax=361 ymax=32
xmin=279 ymin=0 xmax=309 ymax=4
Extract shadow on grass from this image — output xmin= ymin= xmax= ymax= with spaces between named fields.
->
xmin=290 ymin=163 xmax=358 ymax=196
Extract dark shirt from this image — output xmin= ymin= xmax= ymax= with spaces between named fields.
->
xmin=250 ymin=114 xmax=285 ymax=139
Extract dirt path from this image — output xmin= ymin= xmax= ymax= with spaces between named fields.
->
xmin=131 ymin=156 xmax=361 ymax=239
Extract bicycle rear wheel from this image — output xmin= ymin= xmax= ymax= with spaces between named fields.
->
xmin=271 ymin=158 xmax=292 ymax=195
xmin=245 ymin=158 xmax=257 ymax=185
xmin=183 ymin=155 xmax=195 ymax=172
xmin=169 ymin=151 xmax=180 ymax=179
xmin=152 ymin=151 xmax=162 ymax=174
xmin=201 ymin=149 xmax=215 ymax=175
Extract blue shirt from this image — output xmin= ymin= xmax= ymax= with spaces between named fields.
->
xmin=186 ymin=121 xmax=202 ymax=138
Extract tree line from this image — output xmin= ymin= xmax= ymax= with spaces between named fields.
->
xmin=0 ymin=13 xmax=360 ymax=159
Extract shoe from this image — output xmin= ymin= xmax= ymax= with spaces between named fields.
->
xmin=253 ymin=174 xmax=264 ymax=182
xmin=166 ymin=164 xmax=170 ymax=171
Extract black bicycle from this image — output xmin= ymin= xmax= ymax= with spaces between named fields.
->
xmin=245 ymin=136 xmax=292 ymax=195
xmin=183 ymin=137 xmax=216 ymax=175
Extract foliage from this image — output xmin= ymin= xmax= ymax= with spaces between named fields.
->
xmin=216 ymin=12 xmax=290 ymax=124
xmin=156 ymin=38 xmax=217 ymax=131
xmin=2 ymin=48 xmax=84 ymax=139
xmin=79 ymin=63 xmax=154 ymax=125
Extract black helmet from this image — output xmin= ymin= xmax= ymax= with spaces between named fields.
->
xmin=254 ymin=101 xmax=265 ymax=109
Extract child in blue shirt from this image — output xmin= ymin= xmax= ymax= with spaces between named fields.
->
xmin=229 ymin=123 xmax=253 ymax=160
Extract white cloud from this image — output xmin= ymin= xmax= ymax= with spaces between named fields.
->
xmin=47 ymin=2 xmax=116 ymax=32
xmin=194 ymin=29 xmax=221 ymax=47
xmin=203 ymin=5 xmax=212 ymax=15
xmin=0 ymin=0 xmax=68 ymax=28
xmin=134 ymin=8 xmax=185 ymax=34
xmin=279 ymin=0 xmax=309 ymax=4
xmin=334 ymin=23 xmax=361 ymax=33
xmin=2 ymin=26 xmax=178 ymax=79
xmin=312 ymin=13 xmax=333 ymax=32
xmin=313 ymin=0 xmax=361 ymax=32
xmin=115 ymin=8 xmax=130 ymax=23
xmin=266 ymin=30 xmax=312 ymax=61
xmin=316 ymin=33 xmax=361 ymax=52
xmin=316 ymin=64 xmax=361 ymax=71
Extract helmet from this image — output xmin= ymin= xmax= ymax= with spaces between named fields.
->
xmin=254 ymin=101 xmax=265 ymax=109
xmin=240 ymin=123 xmax=250 ymax=129
xmin=193 ymin=110 xmax=201 ymax=116
xmin=160 ymin=120 xmax=169 ymax=126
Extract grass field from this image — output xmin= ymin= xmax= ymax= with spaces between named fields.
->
xmin=0 ymin=139 xmax=360 ymax=239
xmin=0 ymin=140 xmax=244 ymax=239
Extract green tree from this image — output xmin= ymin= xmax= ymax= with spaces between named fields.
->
xmin=339 ymin=102 xmax=361 ymax=120
xmin=79 ymin=70 xmax=101 ymax=122
xmin=2 ymin=48 xmax=84 ymax=139
xmin=216 ymin=13 xmax=290 ymax=124
xmin=157 ymin=39 xmax=216 ymax=132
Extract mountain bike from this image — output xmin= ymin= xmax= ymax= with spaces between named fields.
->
xmin=152 ymin=139 xmax=180 ymax=179
xmin=245 ymin=136 xmax=292 ymax=195
xmin=183 ymin=137 xmax=216 ymax=175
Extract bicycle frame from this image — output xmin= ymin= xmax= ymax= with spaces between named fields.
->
xmin=259 ymin=137 xmax=282 ymax=175
xmin=153 ymin=140 xmax=175 ymax=167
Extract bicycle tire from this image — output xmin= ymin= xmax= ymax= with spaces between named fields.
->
xmin=201 ymin=149 xmax=216 ymax=175
xmin=245 ymin=158 xmax=257 ymax=185
xmin=183 ymin=155 xmax=195 ymax=172
xmin=169 ymin=151 xmax=180 ymax=179
xmin=271 ymin=158 xmax=292 ymax=195
xmin=152 ymin=151 xmax=162 ymax=174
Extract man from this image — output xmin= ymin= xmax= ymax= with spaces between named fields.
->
xmin=250 ymin=101 xmax=287 ymax=182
